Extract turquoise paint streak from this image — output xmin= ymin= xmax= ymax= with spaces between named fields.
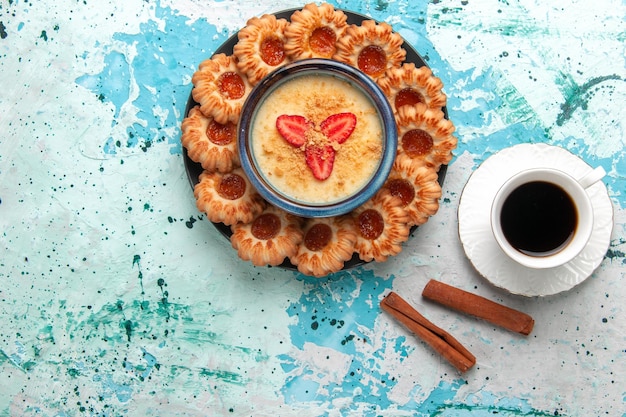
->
xmin=394 ymin=335 xmax=411 ymax=358
xmin=75 ymin=3 xmax=227 ymax=156
xmin=434 ymin=392 xmax=559 ymax=416
xmin=66 ymin=1 xmax=626 ymax=413
xmin=280 ymin=269 xmax=399 ymax=413
xmin=424 ymin=2 xmax=625 ymax=205
xmin=76 ymin=51 xmax=131 ymax=121
xmin=278 ymin=269 xmax=506 ymax=415
xmin=62 ymin=0 xmax=626 ymax=201
xmin=92 ymin=373 xmax=134 ymax=403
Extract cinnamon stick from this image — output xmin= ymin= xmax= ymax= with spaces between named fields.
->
xmin=381 ymin=291 xmax=476 ymax=373
xmin=422 ymin=280 xmax=534 ymax=335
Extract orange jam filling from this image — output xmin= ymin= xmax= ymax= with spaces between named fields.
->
xmin=357 ymin=209 xmax=384 ymax=240
xmin=218 ymin=174 xmax=246 ymax=200
xmin=386 ymin=178 xmax=415 ymax=206
xmin=395 ymin=88 xmax=425 ymax=109
xmin=207 ymin=120 xmax=236 ymax=145
xmin=251 ymin=213 xmax=281 ymax=240
xmin=357 ymin=45 xmax=387 ymax=77
xmin=218 ymin=72 xmax=246 ymax=100
xmin=260 ymin=37 xmax=286 ymax=66
xmin=402 ymin=129 xmax=433 ymax=157
xmin=309 ymin=26 xmax=337 ymax=57
xmin=304 ymin=223 xmax=333 ymax=251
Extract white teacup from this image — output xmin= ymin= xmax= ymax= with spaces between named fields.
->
xmin=491 ymin=166 xmax=606 ymax=269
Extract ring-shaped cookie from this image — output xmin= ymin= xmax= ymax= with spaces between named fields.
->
xmin=181 ymin=106 xmax=240 ymax=173
xmin=284 ymin=2 xmax=348 ymax=60
xmin=230 ymin=205 xmax=304 ymax=267
xmin=191 ymin=53 xmax=252 ymax=125
xmin=333 ymin=19 xmax=406 ymax=79
xmin=194 ymin=168 xmax=265 ymax=226
xmin=352 ymin=189 xmax=410 ymax=263
xmin=384 ymin=154 xmax=442 ymax=227
xmin=289 ymin=215 xmax=357 ymax=277
xmin=233 ymin=14 xmax=290 ymax=85
xmin=377 ymin=62 xmax=447 ymax=114
xmin=396 ymin=103 xmax=457 ymax=170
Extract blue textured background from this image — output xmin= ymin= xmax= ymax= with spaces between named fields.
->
xmin=1 ymin=0 xmax=624 ymax=415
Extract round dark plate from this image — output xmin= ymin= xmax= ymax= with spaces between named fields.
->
xmin=183 ymin=8 xmax=448 ymax=271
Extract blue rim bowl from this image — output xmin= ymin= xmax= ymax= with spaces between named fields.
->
xmin=238 ymin=58 xmax=397 ymax=218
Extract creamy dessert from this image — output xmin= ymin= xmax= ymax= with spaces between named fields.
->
xmin=250 ymin=73 xmax=384 ymax=204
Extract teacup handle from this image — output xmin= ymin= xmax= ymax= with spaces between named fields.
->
xmin=577 ymin=166 xmax=606 ymax=189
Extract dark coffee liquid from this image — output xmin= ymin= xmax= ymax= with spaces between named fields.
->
xmin=500 ymin=181 xmax=577 ymax=256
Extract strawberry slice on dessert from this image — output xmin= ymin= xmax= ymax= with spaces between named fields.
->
xmin=305 ymin=145 xmax=335 ymax=181
xmin=276 ymin=112 xmax=358 ymax=181
xmin=320 ymin=112 xmax=357 ymax=144
xmin=276 ymin=115 xmax=312 ymax=147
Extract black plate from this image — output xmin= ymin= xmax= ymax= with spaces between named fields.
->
xmin=183 ymin=8 xmax=448 ymax=271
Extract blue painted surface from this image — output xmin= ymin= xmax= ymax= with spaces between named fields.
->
xmin=0 ymin=0 xmax=624 ymax=416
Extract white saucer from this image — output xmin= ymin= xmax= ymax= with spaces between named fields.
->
xmin=458 ymin=143 xmax=614 ymax=297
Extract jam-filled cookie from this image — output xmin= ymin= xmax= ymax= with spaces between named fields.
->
xmin=396 ymin=103 xmax=457 ymax=170
xmin=233 ymin=14 xmax=290 ymax=85
xmin=352 ymin=189 xmax=410 ymax=263
xmin=181 ymin=105 xmax=240 ymax=173
xmin=284 ymin=2 xmax=348 ymax=60
xmin=333 ymin=19 xmax=406 ymax=79
xmin=191 ymin=53 xmax=252 ymax=125
xmin=230 ymin=205 xmax=304 ymax=267
xmin=194 ymin=169 xmax=265 ymax=226
xmin=384 ymin=154 xmax=442 ymax=227
xmin=289 ymin=215 xmax=357 ymax=277
xmin=377 ymin=62 xmax=447 ymax=114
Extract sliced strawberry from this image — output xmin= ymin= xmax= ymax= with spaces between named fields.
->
xmin=276 ymin=115 xmax=312 ymax=147
xmin=320 ymin=112 xmax=357 ymax=144
xmin=305 ymin=145 xmax=335 ymax=180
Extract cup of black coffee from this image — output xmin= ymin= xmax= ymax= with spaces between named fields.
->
xmin=491 ymin=166 xmax=605 ymax=269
